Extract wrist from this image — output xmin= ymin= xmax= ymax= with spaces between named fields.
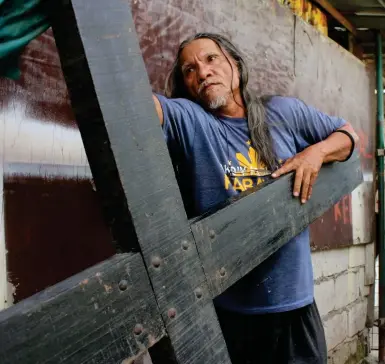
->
xmin=313 ymin=141 xmax=328 ymax=162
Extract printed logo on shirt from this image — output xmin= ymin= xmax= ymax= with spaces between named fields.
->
xmin=222 ymin=141 xmax=270 ymax=192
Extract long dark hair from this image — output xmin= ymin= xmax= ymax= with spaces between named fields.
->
xmin=165 ymin=32 xmax=276 ymax=171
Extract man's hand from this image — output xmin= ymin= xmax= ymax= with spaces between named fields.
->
xmin=271 ymin=144 xmax=325 ymax=204
xmin=271 ymin=123 xmax=357 ymax=204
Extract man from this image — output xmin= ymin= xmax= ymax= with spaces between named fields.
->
xmin=152 ymin=33 xmax=358 ymax=364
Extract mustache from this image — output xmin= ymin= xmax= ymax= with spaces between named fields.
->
xmin=198 ymin=81 xmax=220 ymax=95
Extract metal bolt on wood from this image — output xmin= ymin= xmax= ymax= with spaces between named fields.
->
xmin=168 ymin=308 xmax=177 ymax=319
xmin=134 ymin=324 xmax=143 ymax=335
xmin=219 ymin=268 xmax=226 ymax=277
xmin=118 ymin=280 xmax=128 ymax=291
xmin=181 ymin=240 xmax=189 ymax=250
xmin=209 ymin=230 xmax=216 ymax=239
xmin=152 ymin=256 xmax=162 ymax=268
xmin=195 ymin=288 xmax=203 ymax=299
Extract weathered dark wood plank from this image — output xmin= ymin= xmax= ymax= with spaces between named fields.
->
xmin=49 ymin=1 xmax=231 ymax=363
xmin=191 ymin=151 xmax=363 ymax=297
xmin=0 ymin=253 xmax=164 ymax=364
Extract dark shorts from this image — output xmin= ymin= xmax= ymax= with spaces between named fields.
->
xmin=216 ymin=301 xmax=327 ymax=364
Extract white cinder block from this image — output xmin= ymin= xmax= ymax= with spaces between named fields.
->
xmin=358 ymin=267 xmax=367 ymax=297
xmin=349 ymin=245 xmax=366 ymax=268
xmin=348 ymin=338 xmax=357 ymax=357
xmin=312 ymin=248 xmax=349 ymax=279
xmin=329 ymin=341 xmax=350 ymax=364
xmin=335 ymin=273 xmax=349 ymax=310
xmin=347 ymin=300 xmax=367 ymax=337
xmin=312 ymin=250 xmax=324 ymax=280
xmin=315 ymin=279 xmax=335 ymax=317
xmin=324 ymin=311 xmax=348 ymax=350
xmin=347 ymin=269 xmax=359 ymax=304
xmin=365 ymin=242 xmax=375 ymax=285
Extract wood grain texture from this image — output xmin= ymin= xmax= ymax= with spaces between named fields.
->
xmin=50 ymin=0 xmax=231 ymax=363
xmin=0 ymin=253 xmax=164 ymax=364
xmin=191 ymin=151 xmax=363 ymax=297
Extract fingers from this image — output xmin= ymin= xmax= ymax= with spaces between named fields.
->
xmin=293 ymin=168 xmax=303 ymax=198
xmin=272 ymin=159 xmax=293 ymax=178
xmin=300 ymin=171 xmax=312 ymax=203
xmin=308 ymin=186 xmax=313 ymax=201
xmin=299 ymin=172 xmax=318 ymax=203
xmin=307 ymin=172 xmax=318 ymax=200
xmin=271 ymin=156 xmax=319 ymax=204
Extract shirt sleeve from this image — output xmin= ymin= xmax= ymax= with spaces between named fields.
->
xmin=270 ymin=96 xmax=346 ymax=145
xmin=295 ymin=98 xmax=346 ymax=143
xmin=155 ymin=94 xmax=199 ymax=153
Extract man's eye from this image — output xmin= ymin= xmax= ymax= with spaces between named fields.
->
xmin=207 ymin=55 xmax=217 ymax=62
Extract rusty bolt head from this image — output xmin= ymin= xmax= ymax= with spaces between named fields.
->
xmin=152 ymin=256 xmax=162 ymax=268
xmin=168 ymin=308 xmax=177 ymax=319
xmin=195 ymin=288 xmax=203 ymax=299
xmin=209 ymin=230 xmax=216 ymax=239
xmin=219 ymin=268 xmax=226 ymax=277
xmin=181 ymin=240 xmax=189 ymax=250
xmin=134 ymin=324 xmax=143 ymax=335
xmin=118 ymin=280 xmax=128 ymax=291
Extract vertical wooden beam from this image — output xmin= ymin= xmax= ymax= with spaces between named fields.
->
xmin=49 ymin=1 xmax=231 ymax=363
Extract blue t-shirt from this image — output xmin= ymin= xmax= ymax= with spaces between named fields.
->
xmin=158 ymin=94 xmax=345 ymax=314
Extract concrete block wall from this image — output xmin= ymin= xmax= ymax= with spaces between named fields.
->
xmin=313 ymin=243 xmax=374 ymax=364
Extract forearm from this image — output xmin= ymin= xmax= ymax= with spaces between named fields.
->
xmin=317 ymin=123 xmax=359 ymax=163
xmin=153 ymin=94 xmax=164 ymax=125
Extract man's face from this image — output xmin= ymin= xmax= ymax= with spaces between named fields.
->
xmin=179 ymin=38 xmax=240 ymax=110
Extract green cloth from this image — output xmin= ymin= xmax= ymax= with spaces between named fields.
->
xmin=0 ymin=0 xmax=49 ymax=79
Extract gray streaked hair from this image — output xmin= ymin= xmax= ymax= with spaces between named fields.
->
xmin=165 ymin=32 xmax=277 ymax=171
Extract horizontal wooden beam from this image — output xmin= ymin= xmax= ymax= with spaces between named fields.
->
xmin=191 ymin=151 xmax=362 ymax=297
xmin=0 ymin=253 xmax=165 ymax=364
xmin=312 ymin=0 xmax=358 ymax=36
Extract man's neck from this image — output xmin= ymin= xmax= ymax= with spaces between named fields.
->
xmin=216 ymin=96 xmax=246 ymax=118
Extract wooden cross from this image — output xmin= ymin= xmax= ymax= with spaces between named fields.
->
xmin=0 ymin=0 xmax=362 ymax=363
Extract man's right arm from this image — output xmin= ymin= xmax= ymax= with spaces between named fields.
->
xmin=153 ymin=94 xmax=164 ymax=126
xmin=151 ymin=94 xmax=198 ymax=151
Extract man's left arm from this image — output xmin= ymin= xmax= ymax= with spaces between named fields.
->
xmin=271 ymin=105 xmax=358 ymax=204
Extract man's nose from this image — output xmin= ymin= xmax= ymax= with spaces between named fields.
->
xmin=197 ymin=64 xmax=212 ymax=83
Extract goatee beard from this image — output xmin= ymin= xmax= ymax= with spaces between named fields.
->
xmin=208 ymin=94 xmax=229 ymax=110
